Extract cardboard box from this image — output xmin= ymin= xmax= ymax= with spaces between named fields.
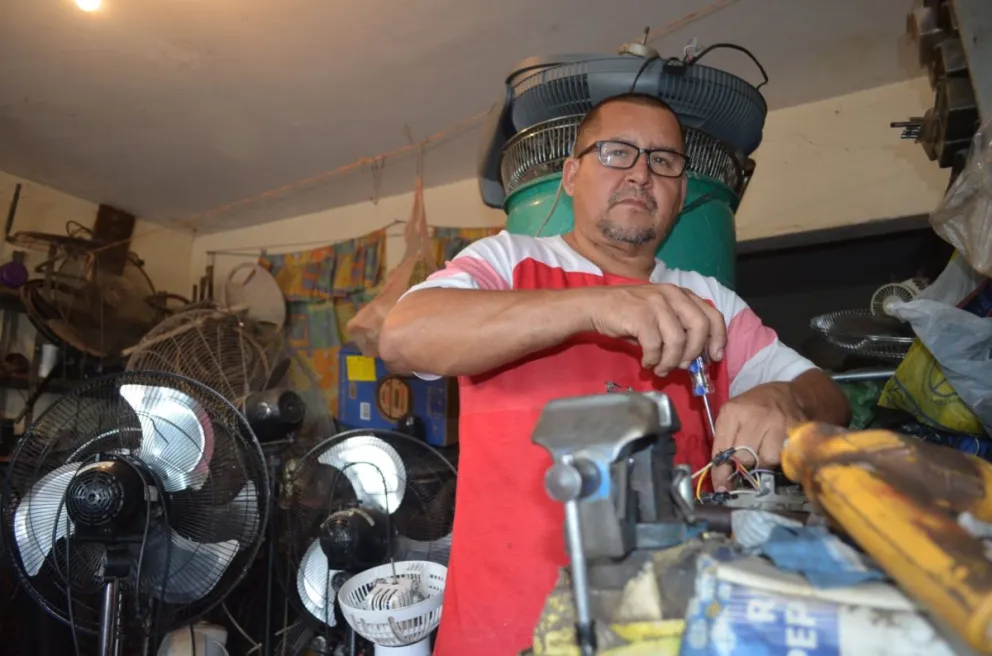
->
xmin=337 ymin=345 xmax=459 ymax=447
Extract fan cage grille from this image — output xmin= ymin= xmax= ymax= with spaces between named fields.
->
xmin=500 ymin=114 xmax=744 ymax=198
xmin=509 ymin=58 xmax=767 ymax=155
xmin=0 ymin=371 xmax=269 ymax=636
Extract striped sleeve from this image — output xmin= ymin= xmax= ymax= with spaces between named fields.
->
xmin=401 ymin=231 xmax=515 ymax=297
xmin=665 ymin=270 xmax=818 ymax=397
xmin=718 ymin=289 xmax=818 ymax=397
xmin=397 ymin=231 xmax=515 ymax=381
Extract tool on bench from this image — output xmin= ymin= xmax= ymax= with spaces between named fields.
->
xmin=688 ymin=354 xmax=716 ymax=437
xmin=783 ymin=422 xmax=992 ymax=654
xmin=532 ymin=392 xmax=703 ymax=656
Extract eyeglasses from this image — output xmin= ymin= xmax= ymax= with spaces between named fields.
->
xmin=574 ymin=140 xmax=689 ymax=178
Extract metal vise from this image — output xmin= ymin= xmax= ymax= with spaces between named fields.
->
xmin=531 ymin=392 xmax=701 ymax=655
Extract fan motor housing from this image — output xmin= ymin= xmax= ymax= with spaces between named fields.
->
xmin=320 ymin=506 xmax=392 ymax=571
xmin=66 ymin=457 xmax=154 ymax=544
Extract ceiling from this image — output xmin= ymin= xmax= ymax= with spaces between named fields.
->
xmin=0 ymin=0 xmax=919 ymax=233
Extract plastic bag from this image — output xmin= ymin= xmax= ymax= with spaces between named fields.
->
xmin=878 ymin=254 xmax=992 ymax=436
xmin=346 ymin=176 xmax=436 ymax=356
xmin=930 ymin=116 xmax=992 ymax=277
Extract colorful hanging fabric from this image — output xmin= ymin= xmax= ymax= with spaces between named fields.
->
xmin=260 ymin=230 xmax=386 ymax=416
xmin=430 ymin=226 xmax=503 ymax=267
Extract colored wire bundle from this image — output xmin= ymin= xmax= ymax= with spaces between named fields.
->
xmin=692 ymin=446 xmax=763 ymax=501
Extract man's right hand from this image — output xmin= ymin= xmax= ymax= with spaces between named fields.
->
xmin=585 ymin=284 xmax=727 ymax=376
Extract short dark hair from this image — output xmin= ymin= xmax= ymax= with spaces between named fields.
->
xmin=572 ymin=93 xmax=686 ymax=155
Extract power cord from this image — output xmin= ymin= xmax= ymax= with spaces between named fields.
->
xmin=683 ymin=43 xmax=769 ymax=89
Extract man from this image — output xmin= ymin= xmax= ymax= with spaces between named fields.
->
xmin=379 ymin=93 xmax=851 ymax=655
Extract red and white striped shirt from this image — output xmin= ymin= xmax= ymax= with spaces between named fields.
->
xmin=403 ymin=231 xmax=815 ymax=656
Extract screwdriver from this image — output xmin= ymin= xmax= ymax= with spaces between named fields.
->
xmin=688 ymin=355 xmax=716 ymax=438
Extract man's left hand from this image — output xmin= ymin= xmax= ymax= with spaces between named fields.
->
xmin=709 ymin=382 xmax=808 ymax=490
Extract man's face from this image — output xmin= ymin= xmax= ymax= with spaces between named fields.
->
xmin=562 ymin=102 xmax=687 ymax=248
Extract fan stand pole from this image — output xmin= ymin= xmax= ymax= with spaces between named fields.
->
xmin=98 ymin=579 xmax=122 ymax=656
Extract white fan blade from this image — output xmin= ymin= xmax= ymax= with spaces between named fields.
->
xmin=120 ymin=384 xmax=215 ymax=493
xmin=317 ymin=435 xmax=406 ymax=514
xmin=297 ymin=538 xmax=344 ymax=626
xmin=14 ymin=463 xmax=81 ymax=576
xmin=142 ymin=527 xmax=237 ymax=604
xmin=232 ymin=481 xmax=260 ymax=547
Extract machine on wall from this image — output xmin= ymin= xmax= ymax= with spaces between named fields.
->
xmin=476 ymin=34 xmax=768 ymax=288
xmin=897 ymin=0 xmax=990 ymax=175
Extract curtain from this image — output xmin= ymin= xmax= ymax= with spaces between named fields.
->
xmin=430 ymin=226 xmax=503 ymax=266
xmin=260 ymin=230 xmax=386 ymax=416
xmin=259 ymin=225 xmax=500 ymax=417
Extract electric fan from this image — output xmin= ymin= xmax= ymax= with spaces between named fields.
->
xmin=126 ymin=298 xmax=335 ymax=447
xmin=870 ymin=278 xmax=929 ymax=316
xmin=477 ymin=37 xmax=767 ymax=208
xmin=286 ymin=429 xmax=455 ymax=655
xmin=476 ymin=36 xmax=767 ymax=289
xmin=0 ymin=370 xmax=269 ymax=655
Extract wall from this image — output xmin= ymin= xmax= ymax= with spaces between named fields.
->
xmin=191 ymin=77 xmax=950 ymax=287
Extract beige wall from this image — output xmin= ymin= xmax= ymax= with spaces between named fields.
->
xmin=193 ymin=77 xmax=949 ymax=288
xmin=0 ymin=171 xmax=194 ymax=295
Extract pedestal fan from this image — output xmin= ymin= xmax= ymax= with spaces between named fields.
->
xmin=0 ymin=370 xmax=269 ymax=655
xmin=286 ymin=429 xmax=455 ymax=655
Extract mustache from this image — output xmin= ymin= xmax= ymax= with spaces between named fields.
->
xmin=609 ymin=189 xmax=657 ymax=211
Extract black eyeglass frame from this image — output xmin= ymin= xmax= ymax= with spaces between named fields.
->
xmin=574 ymin=139 xmax=690 ymax=178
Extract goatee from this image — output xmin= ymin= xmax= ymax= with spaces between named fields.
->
xmin=597 ymin=219 xmax=656 ymax=245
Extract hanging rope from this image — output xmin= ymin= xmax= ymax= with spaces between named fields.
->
xmin=369 ymin=157 xmax=386 ymax=205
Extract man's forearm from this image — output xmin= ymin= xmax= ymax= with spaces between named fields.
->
xmin=790 ymin=369 xmax=852 ymax=426
xmin=379 ymin=288 xmax=593 ymax=377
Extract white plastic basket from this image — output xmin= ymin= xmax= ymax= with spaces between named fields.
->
xmin=338 ymin=561 xmax=447 ymax=652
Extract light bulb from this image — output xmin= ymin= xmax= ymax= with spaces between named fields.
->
xmin=75 ymin=0 xmax=102 ymax=11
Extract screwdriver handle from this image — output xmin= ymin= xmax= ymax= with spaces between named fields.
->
xmin=688 ymin=355 xmax=715 ymax=397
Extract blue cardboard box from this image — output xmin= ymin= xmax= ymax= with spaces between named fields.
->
xmin=337 ymin=345 xmax=459 ymax=447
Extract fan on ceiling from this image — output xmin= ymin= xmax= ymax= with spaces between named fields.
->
xmin=285 ymin=429 xmax=456 ymax=656
xmin=0 ymin=370 xmax=269 ymax=655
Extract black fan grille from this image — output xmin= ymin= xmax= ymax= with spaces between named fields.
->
xmin=286 ymin=429 xmax=456 ymax=624
xmin=0 ymin=371 xmax=269 ymax=638
xmin=500 ymin=114 xmax=745 ymax=197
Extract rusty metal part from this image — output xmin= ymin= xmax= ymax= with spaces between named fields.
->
xmin=782 ymin=422 xmax=992 ymax=654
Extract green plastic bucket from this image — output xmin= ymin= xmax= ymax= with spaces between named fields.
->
xmin=505 ymin=172 xmax=739 ymax=289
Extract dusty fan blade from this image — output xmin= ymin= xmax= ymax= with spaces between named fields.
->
xmin=119 ymin=384 xmax=214 ymax=493
xmin=297 ymin=538 xmax=346 ymax=626
xmin=140 ymin=525 xmax=237 ymax=604
xmin=316 ymin=435 xmax=406 ymax=514
xmin=13 ymin=463 xmax=80 ymax=576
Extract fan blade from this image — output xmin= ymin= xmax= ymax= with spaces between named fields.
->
xmin=394 ymin=534 xmax=453 ymax=566
xmin=13 ymin=463 xmax=80 ymax=576
xmin=169 ymin=481 xmax=261 ymax=546
xmin=317 ymin=435 xmax=407 ymax=514
xmin=297 ymin=538 xmax=345 ymax=626
xmin=119 ymin=384 xmax=215 ymax=493
xmin=223 ymin=481 xmax=260 ymax=547
xmin=141 ymin=526 xmax=237 ymax=604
